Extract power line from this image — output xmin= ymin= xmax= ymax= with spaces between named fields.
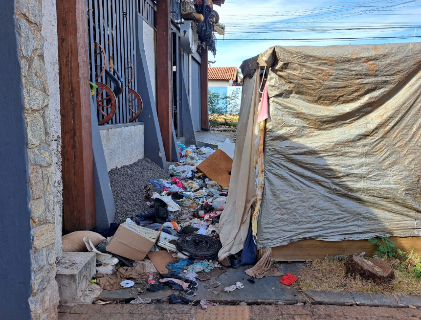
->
xmin=216 ymin=36 xmax=421 ymax=41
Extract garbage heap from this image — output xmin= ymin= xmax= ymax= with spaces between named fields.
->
xmin=64 ymin=143 xmax=236 ymax=304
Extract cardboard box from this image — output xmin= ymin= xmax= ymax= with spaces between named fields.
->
xmin=106 ymin=223 xmax=160 ymax=261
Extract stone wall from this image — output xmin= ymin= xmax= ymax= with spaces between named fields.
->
xmin=15 ymin=0 xmax=60 ymax=318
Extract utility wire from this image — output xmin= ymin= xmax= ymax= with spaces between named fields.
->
xmin=217 ymin=36 xmax=421 ymax=41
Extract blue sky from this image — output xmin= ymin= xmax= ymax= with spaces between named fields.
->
xmin=212 ymin=0 xmax=421 ymax=68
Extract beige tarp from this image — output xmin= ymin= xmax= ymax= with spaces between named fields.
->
xmin=218 ymin=72 xmax=260 ymax=261
xmin=219 ymin=43 xmax=421 ymax=258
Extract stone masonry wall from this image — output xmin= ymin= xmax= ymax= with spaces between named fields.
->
xmin=14 ymin=0 xmax=60 ymax=318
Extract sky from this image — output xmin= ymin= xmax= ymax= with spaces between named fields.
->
xmin=211 ymin=0 xmax=421 ymax=68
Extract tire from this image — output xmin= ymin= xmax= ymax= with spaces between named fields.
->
xmin=128 ymin=88 xmax=143 ymax=122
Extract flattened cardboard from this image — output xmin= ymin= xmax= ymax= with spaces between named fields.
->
xmin=196 ymin=149 xmax=233 ymax=188
xmin=147 ymin=250 xmax=177 ymax=274
xmin=106 ymin=223 xmax=160 ymax=261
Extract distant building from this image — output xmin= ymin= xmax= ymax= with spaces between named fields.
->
xmin=209 ymin=67 xmax=239 ymax=87
xmin=208 ymin=67 xmax=242 ymax=114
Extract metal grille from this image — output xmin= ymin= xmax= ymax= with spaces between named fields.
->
xmin=171 ymin=0 xmax=182 ymax=24
xmin=138 ymin=0 xmax=156 ymax=28
xmin=88 ymin=0 xmax=140 ymax=125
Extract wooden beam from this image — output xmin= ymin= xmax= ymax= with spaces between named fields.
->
xmin=271 ymin=237 xmax=421 ymax=261
xmin=156 ymin=0 xmax=172 ymax=160
xmin=201 ymin=49 xmax=209 ymax=130
xmin=57 ymin=0 xmax=96 ymax=231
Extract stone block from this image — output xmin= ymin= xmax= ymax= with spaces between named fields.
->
xmin=56 ymin=252 xmax=96 ymax=304
xmin=32 ymin=223 xmax=56 ymax=249
xmin=32 ymin=265 xmax=56 ymax=294
xmin=45 ymin=244 xmax=57 ymax=265
xmin=396 ymin=294 xmax=421 ymax=308
xmin=30 ymin=198 xmax=46 ymax=226
xmin=15 ymin=0 xmax=43 ymax=26
xmin=29 ymin=281 xmax=60 ymax=316
xmin=31 ymin=248 xmax=47 ymax=273
xmin=17 ymin=16 xmax=40 ymax=57
xmin=306 ymin=291 xmax=355 ymax=305
xmin=23 ymin=84 xmax=49 ymax=111
xmin=25 ymin=111 xmax=46 ymax=148
xmin=352 ymin=292 xmax=400 ymax=307
xmin=29 ymin=144 xmax=53 ymax=166
xmin=29 ymin=166 xmax=44 ymax=199
xmin=98 ymin=288 xmax=139 ymax=302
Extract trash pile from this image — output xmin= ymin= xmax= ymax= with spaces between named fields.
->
xmin=63 ymin=143 xmax=238 ymax=304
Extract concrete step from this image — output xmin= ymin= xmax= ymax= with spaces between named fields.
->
xmin=56 ymin=252 xmax=96 ymax=304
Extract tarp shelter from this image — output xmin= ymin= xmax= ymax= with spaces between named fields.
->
xmin=218 ymin=43 xmax=421 ymax=262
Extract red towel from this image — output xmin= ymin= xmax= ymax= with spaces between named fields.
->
xmin=280 ymin=273 xmax=297 ymax=286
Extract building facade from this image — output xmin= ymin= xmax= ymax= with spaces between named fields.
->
xmin=0 ymin=0 xmax=227 ymax=318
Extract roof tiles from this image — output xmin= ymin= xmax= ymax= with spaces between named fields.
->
xmin=208 ymin=67 xmax=237 ymax=81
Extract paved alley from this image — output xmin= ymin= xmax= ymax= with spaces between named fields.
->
xmin=59 ymin=304 xmax=421 ymax=320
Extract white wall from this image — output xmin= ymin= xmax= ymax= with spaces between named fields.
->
xmin=143 ymin=21 xmax=156 ymax=100
xmin=100 ymin=123 xmax=144 ymax=171
xmin=209 ymin=80 xmax=230 ymax=87
xmin=42 ymin=0 xmax=62 ymax=257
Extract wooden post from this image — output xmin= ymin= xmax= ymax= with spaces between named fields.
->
xmin=57 ymin=0 xmax=96 ymax=231
xmin=156 ymin=0 xmax=172 ymax=160
xmin=201 ymin=48 xmax=210 ymax=130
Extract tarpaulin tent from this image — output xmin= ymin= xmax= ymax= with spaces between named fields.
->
xmin=218 ymin=43 xmax=421 ymax=262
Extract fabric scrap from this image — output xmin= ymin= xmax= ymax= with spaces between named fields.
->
xmin=223 ymin=282 xmax=244 ymax=292
xmin=257 ymin=83 xmax=269 ymax=123
xmin=200 ymin=300 xmax=218 ymax=310
xmin=166 ymin=259 xmax=194 ymax=274
xmin=245 ymin=248 xmax=282 ymax=279
xmin=159 ymin=278 xmax=189 ymax=291
xmin=169 ymin=294 xmax=198 ymax=305
xmin=280 ymin=273 xmax=298 ymax=286
xmin=130 ymin=298 xmax=151 ymax=304
xmin=147 ymin=283 xmax=166 ymax=292
xmin=187 ymin=262 xmax=216 ymax=274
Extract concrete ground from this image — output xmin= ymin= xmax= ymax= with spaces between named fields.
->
xmin=59 ymin=304 xmax=421 ymax=319
xmin=195 ymin=130 xmax=235 ymax=146
xmin=97 ymin=265 xmax=307 ymax=304
xmin=91 ymin=263 xmax=421 ymax=310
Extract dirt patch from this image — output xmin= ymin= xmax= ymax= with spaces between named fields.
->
xmin=298 ymin=257 xmax=421 ymax=295
xmin=209 ymin=114 xmax=239 ymax=130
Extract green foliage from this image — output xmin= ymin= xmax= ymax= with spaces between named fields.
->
xmin=209 ymin=119 xmax=238 ymax=127
xmin=413 ymin=265 xmax=421 ymax=278
xmin=208 ymin=91 xmax=225 ymax=114
xmin=368 ymin=236 xmax=401 ymax=259
xmin=208 ymin=89 xmax=241 ymax=115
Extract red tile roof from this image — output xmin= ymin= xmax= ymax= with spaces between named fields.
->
xmin=208 ymin=67 xmax=237 ymax=81
xmin=213 ymin=0 xmax=225 ymax=6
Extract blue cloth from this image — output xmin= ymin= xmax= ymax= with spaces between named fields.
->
xmin=149 ymin=179 xmax=166 ymax=191
xmin=166 ymin=259 xmax=194 ymax=274
xmin=240 ymin=226 xmax=257 ymax=265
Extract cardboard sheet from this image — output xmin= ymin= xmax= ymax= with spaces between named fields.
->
xmin=147 ymin=250 xmax=178 ymax=274
xmin=197 ymin=149 xmax=233 ymax=189
xmin=106 ymin=223 xmax=160 ymax=261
